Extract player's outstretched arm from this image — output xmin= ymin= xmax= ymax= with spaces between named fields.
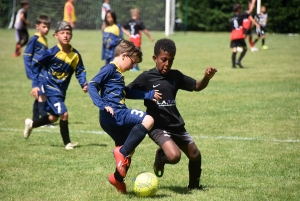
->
xmin=247 ymin=0 xmax=256 ymax=14
xmin=194 ymin=67 xmax=217 ymax=92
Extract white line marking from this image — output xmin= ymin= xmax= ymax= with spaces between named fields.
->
xmin=0 ymin=128 xmax=299 ymax=143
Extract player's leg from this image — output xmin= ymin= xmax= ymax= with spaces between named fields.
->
xmin=32 ymin=99 xmax=39 ymax=121
xmin=236 ymin=39 xmax=247 ymax=68
xmin=13 ymin=30 xmax=21 ymax=57
xmin=230 ymin=40 xmax=238 ymax=68
xmin=149 ymin=129 xmax=182 ymax=177
xmin=179 ymin=142 xmax=202 ymax=191
xmin=20 ymin=29 xmax=29 ymax=47
xmin=261 ymin=28 xmax=268 ymax=50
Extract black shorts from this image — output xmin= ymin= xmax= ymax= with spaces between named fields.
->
xmin=148 ymin=128 xmax=194 ymax=147
xmin=256 ymin=26 xmax=266 ymax=36
xmin=230 ymin=39 xmax=247 ymax=48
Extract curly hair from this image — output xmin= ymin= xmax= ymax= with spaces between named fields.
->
xmin=154 ymin=38 xmax=176 ymax=56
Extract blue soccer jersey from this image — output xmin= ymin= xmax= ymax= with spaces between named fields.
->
xmin=88 ymin=62 xmax=154 ymax=111
xmin=23 ymin=33 xmax=48 ymax=80
xmin=32 ymin=44 xmax=87 ymax=98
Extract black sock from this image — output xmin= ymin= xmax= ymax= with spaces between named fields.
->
xmin=32 ymin=100 xmax=39 ymax=121
xmin=238 ymin=49 xmax=247 ymax=62
xmin=60 ymin=120 xmax=70 ymax=145
xmin=158 ymin=149 xmax=170 ymax=164
xmin=120 ymin=124 xmax=147 ymax=156
xmin=32 ymin=115 xmax=51 ymax=128
xmin=253 ymin=38 xmax=258 ymax=44
xmin=114 ymin=168 xmax=124 ymax=182
xmin=262 ymin=38 xmax=265 ymax=46
xmin=188 ymin=158 xmax=202 ymax=188
xmin=232 ymin=52 xmax=237 ymax=67
xmin=38 ymin=102 xmax=47 ymax=117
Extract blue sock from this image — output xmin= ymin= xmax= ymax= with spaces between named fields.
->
xmin=120 ymin=124 xmax=147 ymax=156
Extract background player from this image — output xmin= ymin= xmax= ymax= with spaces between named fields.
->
xmin=127 ymin=38 xmax=217 ymax=191
xmin=122 ymin=8 xmax=154 ymax=71
xmin=253 ymin=5 xmax=268 ymax=50
xmin=88 ymin=39 xmax=161 ymax=194
xmin=13 ymin=0 xmax=30 ymax=57
xmin=23 ymin=15 xmax=54 ymax=128
xmin=230 ymin=0 xmax=256 ymax=68
xmin=101 ymin=0 xmax=111 ymax=31
xmin=63 ymin=0 xmax=76 ymax=28
xmin=23 ymin=21 xmax=88 ymax=150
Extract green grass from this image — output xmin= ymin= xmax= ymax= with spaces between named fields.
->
xmin=0 ymin=29 xmax=299 ymax=201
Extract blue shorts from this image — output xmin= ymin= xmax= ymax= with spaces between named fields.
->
xmin=100 ymin=108 xmax=146 ymax=146
xmin=44 ymin=96 xmax=67 ymax=117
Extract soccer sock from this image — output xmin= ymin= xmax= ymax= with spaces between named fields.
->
xmin=114 ymin=168 xmax=124 ymax=182
xmin=38 ymin=102 xmax=47 ymax=117
xmin=158 ymin=149 xmax=170 ymax=164
xmin=253 ymin=38 xmax=258 ymax=44
xmin=238 ymin=49 xmax=247 ymax=62
xmin=231 ymin=52 xmax=237 ymax=66
xmin=32 ymin=99 xmax=39 ymax=121
xmin=60 ymin=120 xmax=70 ymax=145
xmin=120 ymin=124 xmax=147 ymax=157
xmin=249 ymin=35 xmax=254 ymax=47
xmin=32 ymin=115 xmax=51 ymax=128
xmin=262 ymin=38 xmax=265 ymax=46
xmin=188 ymin=159 xmax=202 ymax=188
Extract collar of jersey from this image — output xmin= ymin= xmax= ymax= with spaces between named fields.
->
xmin=57 ymin=43 xmax=73 ymax=52
xmin=110 ymin=62 xmax=123 ymax=75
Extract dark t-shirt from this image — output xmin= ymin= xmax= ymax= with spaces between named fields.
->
xmin=123 ymin=19 xmax=146 ymax=35
xmin=127 ymin=67 xmax=196 ymax=130
xmin=231 ymin=12 xmax=249 ymax=31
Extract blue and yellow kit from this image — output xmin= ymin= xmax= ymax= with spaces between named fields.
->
xmin=32 ymin=44 xmax=87 ymax=98
xmin=23 ymin=33 xmax=48 ymax=80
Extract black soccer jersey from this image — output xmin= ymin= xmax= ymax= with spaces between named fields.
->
xmin=231 ymin=12 xmax=249 ymax=31
xmin=123 ymin=19 xmax=146 ymax=35
xmin=127 ymin=67 xmax=196 ymax=130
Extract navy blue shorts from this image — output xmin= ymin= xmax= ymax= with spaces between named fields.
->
xmin=100 ymin=108 xmax=146 ymax=146
xmin=44 ymin=96 xmax=67 ymax=117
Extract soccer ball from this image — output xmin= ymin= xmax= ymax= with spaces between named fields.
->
xmin=133 ymin=172 xmax=159 ymax=197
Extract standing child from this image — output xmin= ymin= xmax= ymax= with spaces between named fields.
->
xmin=253 ymin=6 xmax=268 ymax=50
xmin=23 ymin=21 xmax=88 ymax=150
xmin=127 ymin=38 xmax=217 ymax=191
xmin=230 ymin=0 xmax=256 ymax=68
xmin=13 ymin=0 xmax=30 ymax=57
xmin=122 ymin=8 xmax=154 ymax=71
xmin=101 ymin=0 xmax=111 ymax=31
xmin=63 ymin=0 xmax=76 ymax=28
xmin=88 ymin=39 xmax=161 ymax=194
xmin=102 ymin=11 xmax=123 ymax=65
xmin=23 ymin=15 xmax=54 ymax=128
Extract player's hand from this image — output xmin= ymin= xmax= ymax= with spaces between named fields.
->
xmin=30 ymin=87 xmax=40 ymax=99
xmin=153 ymin=90 xmax=162 ymax=102
xmin=205 ymin=67 xmax=217 ymax=79
xmin=82 ymin=82 xmax=88 ymax=93
xmin=105 ymin=106 xmax=114 ymax=116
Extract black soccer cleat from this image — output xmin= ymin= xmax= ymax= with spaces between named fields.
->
xmin=153 ymin=148 xmax=165 ymax=177
xmin=235 ymin=61 xmax=244 ymax=68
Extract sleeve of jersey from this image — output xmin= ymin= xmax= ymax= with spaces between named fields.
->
xmin=127 ymin=72 xmax=147 ymax=90
xmin=124 ymin=87 xmax=154 ymax=101
xmin=23 ymin=37 xmax=36 ymax=80
xmin=31 ymin=50 xmax=51 ymax=88
xmin=88 ymin=66 xmax=112 ymax=110
xmin=74 ymin=54 xmax=87 ymax=88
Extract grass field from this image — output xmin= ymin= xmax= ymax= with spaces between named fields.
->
xmin=0 ymin=29 xmax=299 ymax=201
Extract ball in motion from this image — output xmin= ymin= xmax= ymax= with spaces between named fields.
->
xmin=133 ymin=172 xmax=159 ymax=197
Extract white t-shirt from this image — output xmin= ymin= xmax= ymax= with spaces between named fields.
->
xmin=101 ymin=3 xmax=111 ymax=21
xmin=14 ymin=8 xmax=27 ymax=30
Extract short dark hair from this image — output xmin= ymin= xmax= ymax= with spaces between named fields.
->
xmin=233 ymin=3 xmax=241 ymax=12
xmin=36 ymin=15 xmax=51 ymax=25
xmin=154 ymin=38 xmax=176 ymax=56
xmin=105 ymin=10 xmax=117 ymax=25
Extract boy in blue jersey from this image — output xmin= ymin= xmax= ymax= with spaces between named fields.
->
xmin=88 ymin=39 xmax=161 ymax=194
xmin=23 ymin=15 xmax=54 ymax=127
xmin=23 ymin=21 xmax=88 ymax=150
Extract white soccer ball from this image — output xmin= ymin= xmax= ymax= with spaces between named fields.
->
xmin=133 ymin=172 xmax=159 ymax=197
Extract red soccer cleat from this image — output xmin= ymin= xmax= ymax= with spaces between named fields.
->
xmin=108 ymin=173 xmax=127 ymax=194
xmin=113 ymin=146 xmax=131 ymax=177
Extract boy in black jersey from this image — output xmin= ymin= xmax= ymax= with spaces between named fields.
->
xmin=230 ymin=0 xmax=256 ymax=68
xmin=127 ymin=38 xmax=217 ymax=191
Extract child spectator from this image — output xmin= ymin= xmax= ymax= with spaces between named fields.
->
xmin=63 ymin=0 xmax=76 ymax=28
xmin=102 ymin=10 xmax=123 ymax=64
xmin=122 ymin=8 xmax=154 ymax=71
xmin=101 ymin=0 xmax=111 ymax=30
